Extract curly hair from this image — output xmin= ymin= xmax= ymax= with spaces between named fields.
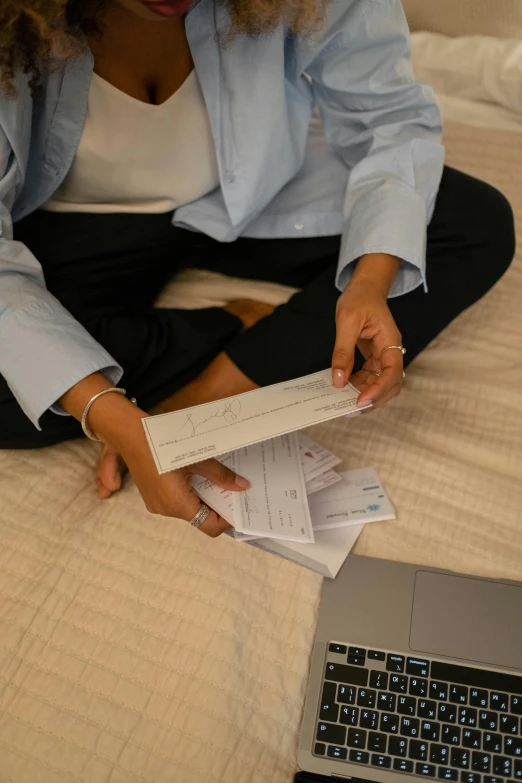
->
xmin=0 ymin=0 xmax=328 ymax=96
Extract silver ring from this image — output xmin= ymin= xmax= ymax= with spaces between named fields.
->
xmin=190 ymin=503 xmax=211 ymax=528
xmin=381 ymin=345 xmax=406 ymax=360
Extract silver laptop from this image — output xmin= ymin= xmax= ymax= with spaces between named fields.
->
xmin=297 ymin=556 xmax=522 ymax=783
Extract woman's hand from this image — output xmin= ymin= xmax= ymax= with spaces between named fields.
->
xmin=332 ymin=253 xmax=405 ymax=409
xmin=59 ymin=373 xmax=249 ymax=536
xmin=118 ymin=424 xmax=248 ymax=537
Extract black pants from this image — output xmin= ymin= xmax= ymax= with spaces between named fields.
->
xmin=0 ymin=167 xmax=515 ymax=449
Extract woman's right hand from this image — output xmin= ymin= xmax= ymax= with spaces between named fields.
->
xmin=118 ymin=423 xmax=248 ymax=537
xmin=59 ymin=373 xmax=249 ymax=537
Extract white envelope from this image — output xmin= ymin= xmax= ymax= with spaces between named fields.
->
xmin=308 ymin=468 xmax=396 ymax=531
xmin=143 ymin=370 xmax=368 ymax=473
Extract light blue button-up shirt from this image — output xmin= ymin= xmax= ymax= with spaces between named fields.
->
xmin=0 ymin=0 xmax=444 ymax=429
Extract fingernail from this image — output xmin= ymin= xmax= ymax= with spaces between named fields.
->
xmin=357 ymin=398 xmax=374 ymax=409
xmin=332 ymin=369 xmax=346 ymax=388
xmin=345 ymin=410 xmax=362 ymax=418
xmin=235 ymin=475 xmax=250 ymax=489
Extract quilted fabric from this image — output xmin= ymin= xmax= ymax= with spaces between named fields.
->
xmin=1 ymin=120 xmax=522 ymax=782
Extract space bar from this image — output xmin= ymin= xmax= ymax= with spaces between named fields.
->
xmin=431 ymin=660 xmax=522 ymax=694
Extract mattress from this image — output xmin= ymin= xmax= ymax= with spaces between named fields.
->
xmin=1 ymin=119 xmax=522 ymax=783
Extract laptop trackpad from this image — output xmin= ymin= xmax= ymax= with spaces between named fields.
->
xmin=410 ymin=570 xmax=522 ymax=671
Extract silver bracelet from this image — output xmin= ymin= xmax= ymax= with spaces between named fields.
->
xmin=81 ymin=387 xmax=137 ymax=442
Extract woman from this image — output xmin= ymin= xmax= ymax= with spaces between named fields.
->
xmin=0 ymin=0 xmax=515 ymax=536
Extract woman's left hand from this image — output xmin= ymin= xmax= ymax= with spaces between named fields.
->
xmin=332 ymin=254 xmax=405 ymax=410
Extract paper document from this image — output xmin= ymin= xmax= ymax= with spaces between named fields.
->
xmin=305 ymin=469 xmax=343 ymax=495
xmin=143 ymin=370 xmax=368 ymax=473
xmin=298 ymin=432 xmax=343 ymax=481
xmin=193 ymin=433 xmax=314 ymax=543
xmin=308 ymin=468 xmax=395 ymax=531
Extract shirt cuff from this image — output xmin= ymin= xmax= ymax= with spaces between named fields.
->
xmin=1 ymin=300 xmax=123 ymax=430
xmin=337 ymin=188 xmax=428 ymax=298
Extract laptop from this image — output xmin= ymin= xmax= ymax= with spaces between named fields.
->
xmin=296 ymin=555 xmax=522 ymax=783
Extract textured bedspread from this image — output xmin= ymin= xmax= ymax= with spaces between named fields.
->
xmin=1 ymin=121 xmax=521 ymax=783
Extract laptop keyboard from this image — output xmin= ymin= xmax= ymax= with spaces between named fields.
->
xmin=315 ymin=645 xmax=522 ymax=782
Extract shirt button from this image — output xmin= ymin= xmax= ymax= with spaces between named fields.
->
xmin=294 ymin=223 xmax=304 ymax=231
xmin=225 ymin=170 xmax=236 ymax=184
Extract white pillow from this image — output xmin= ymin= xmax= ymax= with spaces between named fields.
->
xmin=402 ymin=0 xmax=522 ymax=38
xmin=411 ymin=32 xmax=522 ymax=115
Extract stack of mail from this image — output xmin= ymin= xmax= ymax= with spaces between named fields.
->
xmin=142 ymin=369 xmax=396 ymax=577
xmin=192 ymin=432 xmax=396 ymax=577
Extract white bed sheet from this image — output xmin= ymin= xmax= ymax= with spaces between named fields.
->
xmin=1 ymin=121 xmax=522 ymax=783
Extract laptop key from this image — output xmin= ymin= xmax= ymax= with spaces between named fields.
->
xmin=439 ymin=767 xmax=459 ymax=780
xmin=325 ymin=662 xmax=368 ymax=687
xmin=337 ymin=684 xmax=356 ymax=704
xmin=479 ymin=712 xmax=498 ymax=731
xmin=470 ymin=689 xmax=488 ymax=708
xmin=349 ymin=749 xmax=370 ymax=764
xmin=360 ymin=710 xmax=379 ymax=730
xmin=398 ymin=696 xmax=417 ymax=716
xmin=314 ymin=742 xmax=326 ymax=756
xmin=499 ymin=715 xmax=518 ymax=734
xmin=380 ymin=712 xmax=400 ymax=734
xmin=461 ymin=774 xmax=481 ymax=783
xmin=368 ymin=732 xmax=387 ymax=753
xmin=349 ymin=647 xmax=366 ymax=658
xmin=327 ymin=745 xmax=348 ymax=760
xmin=450 ymin=686 xmax=468 ymax=705
xmin=357 ymin=689 xmax=376 ymax=708
xmin=483 ymin=734 xmax=502 ymax=754
xmin=378 ymin=692 xmax=397 ymax=712
xmin=394 ymin=758 xmax=414 ymax=772
xmin=347 ymin=728 xmax=367 ymax=749
xmin=340 ymin=706 xmax=359 ymax=726
xmin=348 ymin=655 xmax=366 ymax=667
xmin=490 ymin=693 xmax=509 ymax=712
xmin=421 ymin=721 xmax=441 ymax=742
xmin=472 ymin=753 xmax=492 ymax=773
xmin=389 ymin=737 xmax=408 ymax=757
xmin=504 ymin=736 xmax=522 ymax=757
xmin=459 ymin=709 xmax=478 ymax=727
xmin=430 ymin=682 xmax=449 ymax=701
xmin=416 ymin=763 xmax=436 ymax=777
xmin=316 ymin=723 xmax=346 ymax=745
xmin=370 ymin=670 xmax=389 ymax=690
xmin=419 ymin=700 xmax=438 ymax=720
xmin=442 ymin=725 xmax=461 ymax=746
xmin=511 ymin=696 xmax=522 ymax=716
xmin=515 ymin=760 xmax=522 ymax=779
xmin=438 ymin=704 xmax=457 ymax=724
xmin=450 ymin=749 xmax=470 ymax=769
xmin=386 ymin=654 xmax=405 ymax=673
xmin=372 ymin=754 xmax=392 ymax=768
xmin=410 ymin=740 xmax=429 ymax=761
xmin=401 ymin=717 xmax=421 ymax=738
xmin=319 ymin=682 xmax=339 ymax=722
xmin=368 ymin=650 xmax=386 ymax=661
xmin=390 ymin=675 xmax=408 ymax=694
xmin=407 ymin=658 xmax=430 ymax=677
xmin=329 ymin=643 xmax=347 ymax=655
xmin=463 ymin=730 xmax=482 ymax=750
xmin=493 ymin=757 xmax=511 ymax=777
xmin=411 ymin=678 xmax=429 ymax=697
xmin=484 ymin=778 xmax=504 ymax=783
xmin=430 ymin=745 xmax=450 ymax=765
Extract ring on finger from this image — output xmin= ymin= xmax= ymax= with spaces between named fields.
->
xmin=369 ymin=369 xmax=406 ymax=379
xmin=190 ymin=502 xmax=211 ymax=528
xmin=381 ymin=344 xmax=407 ymax=360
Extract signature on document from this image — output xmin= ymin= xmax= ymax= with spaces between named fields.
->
xmin=174 ymin=398 xmax=242 ymax=440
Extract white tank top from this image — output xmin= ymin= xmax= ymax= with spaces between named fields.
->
xmin=44 ymin=70 xmax=220 ymax=214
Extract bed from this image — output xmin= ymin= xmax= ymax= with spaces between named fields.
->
xmin=1 ymin=8 xmax=522 ymax=782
